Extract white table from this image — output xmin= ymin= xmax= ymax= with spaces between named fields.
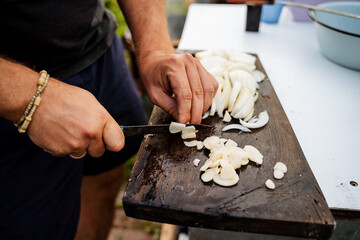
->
xmin=179 ymin=3 xmax=360 ymax=212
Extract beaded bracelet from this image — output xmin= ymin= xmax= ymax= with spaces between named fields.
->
xmin=15 ymin=70 xmax=49 ymax=133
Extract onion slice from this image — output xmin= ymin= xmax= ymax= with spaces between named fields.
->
xmin=243 ymin=145 xmax=263 ymax=165
xmin=184 ymin=140 xmax=199 ymax=147
xmin=196 ymin=141 xmax=204 ymax=150
xmin=193 ymin=159 xmax=201 ymax=167
xmin=182 ymin=126 xmax=196 ymax=133
xmin=213 ymin=174 xmax=239 ymax=187
xmin=252 ymin=70 xmax=265 ymax=83
xmin=274 ymin=162 xmax=287 ymax=173
xmin=274 ymin=169 xmax=285 ymax=179
xmin=265 ymin=179 xmax=275 ymax=189
xmin=181 ymin=132 xmax=196 ymax=139
xmin=202 ymin=111 xmax=210 ymax=119
xmin=203 ymin=136 xmax=221 ymax=150
xmin=201 ymin=167 xmax=220 ymax=182
xmin=222 ymin=124 xmax=251 ymax=133
xmin=239 ymin=111 xmax=269 ymax=129
xmin=169 ymin=122 xmax=186 ymax=133
xmin=223 ymin=110 xmax=232 ymax=122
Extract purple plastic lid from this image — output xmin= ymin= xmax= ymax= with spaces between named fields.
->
xmin=289 ymin=0 xmax=347 ymax=22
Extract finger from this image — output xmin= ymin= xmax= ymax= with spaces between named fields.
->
xmin=68 ymin=142 xmax=88 ymax=158
xmin=196 ymin=60 xmax=219 ymax=113
xmin=184 ymin=56 xmax=204 ymax=123
xmin=151 ymin=88 xmax=178 ymax=120
xmin=103 ymin=117 xmax=125 ymax=152
xmin=87 ymin=134 xmax=106 ymax=158
xmin=168 ymin=68 xmax=192 ymax=124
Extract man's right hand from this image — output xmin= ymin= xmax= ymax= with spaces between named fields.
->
xmin=27 ymin=78 xmax=125 ymax=158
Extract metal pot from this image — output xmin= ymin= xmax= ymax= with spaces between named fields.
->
xmin=308 ymin=1 xmax=360 ymax=71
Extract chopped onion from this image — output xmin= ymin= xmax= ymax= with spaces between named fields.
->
xmin=243 ymin=145 xmax=263 ymax=165
xmin=239 ymin=111 xmax=269 ymax=129
xmin=210 ymin=99 xmax=217 ymax=116
xmin=193 ymin=159 xmax=201 ymax=167
xmin=202 ymin=111 xmax=210 ymax=119
xmin=200 ymin=160 xmax=212 ymax=171
xmin=227 ymin=63 xmax=253 ymax=73
xmin=195 ymin=50 xmax=214 ymax=60
xmin=169 ymin=122 xmax=186 ymax=133
xmin=248 ymin=116 xmax=259 ymax=123
xmin=241 ymin=158 xmax=249 ymax=166
xmin=184 ymin=140 xmax=199 ymax=147
xmin=181 ymin=132 xmax=196 ymax=139
xmin=225 ymin=139 xmax=237 ymax=147
xmin=203 ymin=136 xmax=221 ymax=150
xmin=182 ymin=126 xmax=196 ymax=133
xmin=274 ymin=169 xmax=284 ymax=179
xmin=265 ymin=179 xmax=275 ymax=190
xmin=232 ymin=96 xmax=254 ymax=119
xmin=201 ymin=167 xmax=220 ymax=182
xmin=196 ymin=134 xmax=263 ymax=187
xmin=231 ymin=88 xmax=252 ymax=116
xmin=252 ymin=70 xmax=266 ymax=83
xmin=274 ymin=162 xmax=287 ymax=173
xmin=216 ymin=75 xmax=231 ymax=118
xmin=223 ymin=110 xmax=232 ymax=122
xmin=196 ymin=141 xmax=204 ymax=150
xmin=243 ymin=107 xmax=254 ymax=122
xmin=222 ymin=124 xmax=251 ymax=133
xmin=220 ymin=164 xmax=237 ymax=180
xmin=209 ymin=160 xmax=220 ymax=168
xmin=200 ymin=56 xmax=229 ymax=72
xmin=213 ymin=173 xmax=239 ymax=187
xmin=229 ymin=69 xmax=257 ymax=96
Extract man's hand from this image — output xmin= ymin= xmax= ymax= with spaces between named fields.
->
xmin=27 ymin=78 xmax=125 ymax=158
xmin=117 ymin=0 xmax=218 ymax=124
xmin=138 ymin=52 xmax=218 ymax=124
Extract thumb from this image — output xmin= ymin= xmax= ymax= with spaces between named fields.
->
xmin=103 ymin=117 xmax=125 ymax=152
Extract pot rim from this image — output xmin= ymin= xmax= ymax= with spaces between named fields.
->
xmin=308 ymin=8 xmax=360 ymax=38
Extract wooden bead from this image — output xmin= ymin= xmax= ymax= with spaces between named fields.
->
xmin=18 ymin=128 xmax=26 ymax=133
xmin=34 ymin=96 xmax=41 ymax=106
xmin=19 ymin=119 xmax=31 ymax=132
xmin=38 ymin=75 xmax=46 ymax=86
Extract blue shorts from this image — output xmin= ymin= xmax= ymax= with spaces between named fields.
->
xmin=0 ymin=35 xmax=147 ymax=239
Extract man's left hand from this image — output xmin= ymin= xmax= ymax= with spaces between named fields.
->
xmin=138 ymin=52 xmax=219 ymax=124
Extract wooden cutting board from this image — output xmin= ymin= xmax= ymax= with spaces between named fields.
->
xmin=123 ymin=55 xmax=335 ymax=239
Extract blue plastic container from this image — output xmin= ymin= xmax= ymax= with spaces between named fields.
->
xmin=261 ymin=3 xmax=284 ymax=24
xmin=308 ymin=1 xmax=360 ymax=70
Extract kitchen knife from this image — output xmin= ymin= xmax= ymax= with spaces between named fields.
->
xmin=120 ymin=124 xmax=213 ymax=137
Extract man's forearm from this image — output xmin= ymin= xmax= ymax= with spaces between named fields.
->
xmin=0 ymin=58 xmax=39 ymax=122
xmin=117 ymin=0 xmax=174 ymax=60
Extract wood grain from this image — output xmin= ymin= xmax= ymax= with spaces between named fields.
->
xmin=123 ymin=55 xmax=335 ymax=239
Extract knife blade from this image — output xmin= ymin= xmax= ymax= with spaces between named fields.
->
xmin=120 ymin=124 xmax=213 ymax=137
